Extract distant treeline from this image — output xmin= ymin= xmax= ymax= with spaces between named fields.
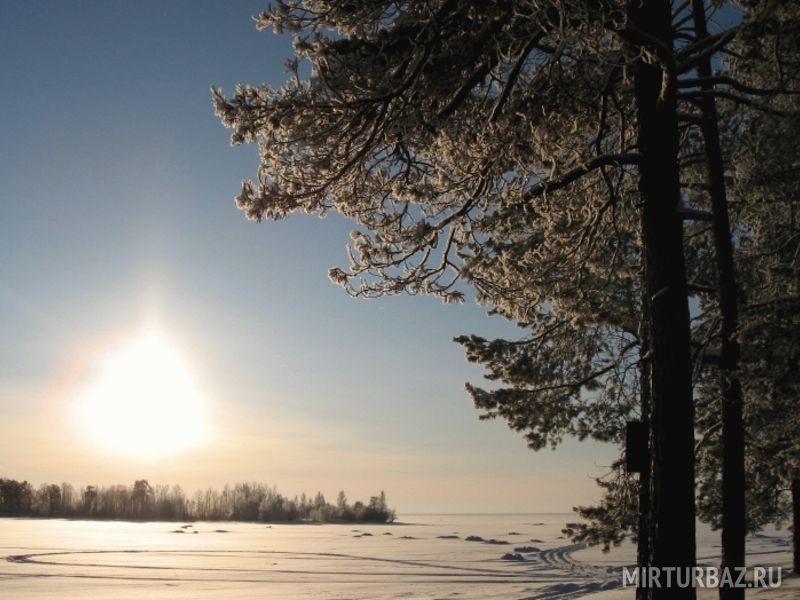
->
xmin=0 ymin=478 xmax=396 ymax=523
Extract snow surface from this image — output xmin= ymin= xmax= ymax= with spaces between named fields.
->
xmin=0 ymin=514 xmax=794 ymax=599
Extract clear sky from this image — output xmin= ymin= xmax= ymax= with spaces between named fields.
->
xmin=0 ymin=0 xmax=617 ymax=513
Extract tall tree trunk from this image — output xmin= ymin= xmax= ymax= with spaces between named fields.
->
xmin=793 ymin=477 xmax=800 ymax=574
xmin=637 ymin=266 xmax=652 ymax=600
xmin=629 ymin=2 xmax=697 ymax=597
xmin=636 ymin=356 xmax=652 ymax=600
xmin=690 ymin=3 xmax=746 ymax=599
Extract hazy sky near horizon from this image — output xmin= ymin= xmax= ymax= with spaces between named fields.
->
xmin=0 ymin=0 xmax=617 ymax=513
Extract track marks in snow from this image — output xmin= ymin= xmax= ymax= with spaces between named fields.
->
xmin=4 ymin=543 xmax=607 ymax=589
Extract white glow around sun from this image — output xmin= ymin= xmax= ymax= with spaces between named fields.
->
xmin=75 ymin=332 xmax=207 ymax=457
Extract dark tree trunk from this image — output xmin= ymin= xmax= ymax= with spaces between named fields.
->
xmin=637 ymin=267 xmax=653 ymax=600
xmin=793 ymin=477 xmax=800 ymax=574
xmin=689 ymin=3 xmax=746 ymax=599
xmin=629 ymin=1 xmax=697 ymax=598
xmin=636 ymin=364 xmax=652 ymax=600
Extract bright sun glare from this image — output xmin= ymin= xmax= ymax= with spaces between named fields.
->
xmin=76 ymin=332 xmax=207 ymax=457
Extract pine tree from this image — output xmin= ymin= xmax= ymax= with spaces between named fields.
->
xmin=212 ymin=3 xmax=795 ymax=592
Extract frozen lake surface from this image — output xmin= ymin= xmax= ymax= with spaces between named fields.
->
xmin=0 ymin=514 xmax=794 ymax=599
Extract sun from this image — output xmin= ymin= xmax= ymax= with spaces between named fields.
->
xmin=75 ymin=331 xmax=207 ymax=457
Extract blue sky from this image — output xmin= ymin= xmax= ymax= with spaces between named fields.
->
xmin=0 ymin=0 xmax=616 ymax=512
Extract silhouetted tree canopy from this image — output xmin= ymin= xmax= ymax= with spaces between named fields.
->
xmin=0 ymin=478 xmax=395 ymax=524
xmin=213 ymin=1 xmax=800 ymax=592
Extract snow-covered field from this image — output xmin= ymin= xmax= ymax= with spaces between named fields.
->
xmin=0 ymin=514 xmax=795 ymax=599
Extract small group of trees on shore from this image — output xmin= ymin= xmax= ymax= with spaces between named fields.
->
xmin=0 ymin=478 xmax=395 ymax=524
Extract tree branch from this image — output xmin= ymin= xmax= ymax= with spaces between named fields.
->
xmin=525 ymin=153 xmax=641 ymax=201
